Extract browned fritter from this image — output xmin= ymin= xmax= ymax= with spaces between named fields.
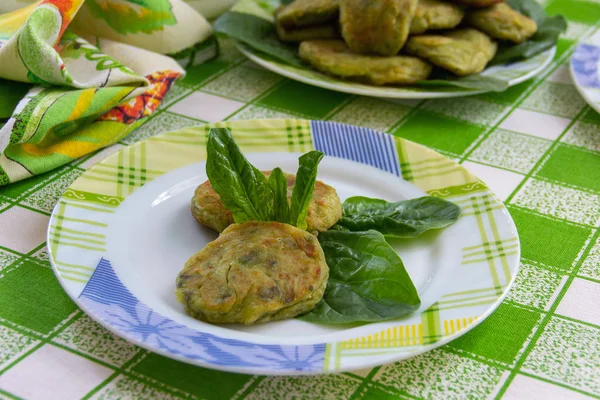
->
xmin=191 ymin=170 xmax=342 ymax=233
xmin=466 ymin=3 xmax=537 ymax=43
xmin=176 ymin=221 xmax=328 ymax=324
xmin=340 ymin=0 xmax=418 ymax=56
xmin=410 ymin=0 xmax=465 ymax=34
xmin=299 ymin=40 xmax=432 ymax=84
xmin=276 ymin=0 xmax=339 ymax=29
xmin=405 ymin=29 xmax=498 ymax=76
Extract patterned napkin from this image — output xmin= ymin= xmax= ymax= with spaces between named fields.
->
xmin=0 ymin=0 xmax=219 ymax=186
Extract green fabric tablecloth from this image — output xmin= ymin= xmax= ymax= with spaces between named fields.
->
xmin=1 ymin=1 xmax=600 ymax=398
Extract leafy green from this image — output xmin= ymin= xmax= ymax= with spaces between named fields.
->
xmin=289 ymin=150 xmax=324 ymax=230
xmin=490 ymin=0 xmax=567 ymax=65
xmin=214 ymin=11 xmax=305 ymax=67
xmin=206 ymin=128 xmax=273 ymax=223
xmin=506 ymin=0 xmax=546 ymax=21
xmin=268 ymin=167 xmax=290 ymax=223
xmin=300 ymin=230 xmax=421 ymax=324
xmin=214 ymin=0 xmax=564 ymax=92
xmin=338 ymin=196 xmax=462 ymax=238
xmin=206 ymin=128 xmax=325 ymax=229
xmin=418 ymin=73 xmax=508 ymax=92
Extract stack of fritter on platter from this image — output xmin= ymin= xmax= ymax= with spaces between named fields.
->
xmin=275 ymin=0 xmax=538 ymax=84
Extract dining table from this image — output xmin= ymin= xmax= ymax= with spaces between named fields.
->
xmin=0 ymin=0 xmax=599 ymax=398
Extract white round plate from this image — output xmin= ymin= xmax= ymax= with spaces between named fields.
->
xmin=571 ymin=30 xmax=600 ymax=114
xmin=229 ymin=0 xmax=555 ymax=99
xmin=238 ymin=44 xmax=555 ymax=99
xmin=48 ymin=119 xmax=520 ymax=375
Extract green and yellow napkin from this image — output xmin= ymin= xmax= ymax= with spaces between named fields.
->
xmin=0 ymin=0 xmax=222 ymax=186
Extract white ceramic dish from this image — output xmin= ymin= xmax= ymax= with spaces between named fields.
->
xmin=238 ymin=44 xmax=556 ymax=99
xmin=571 ymin=29 xmax=600 ymax=114
xmin=48 ymin=119 xmax=520 ymax=375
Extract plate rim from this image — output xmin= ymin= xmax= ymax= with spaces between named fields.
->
xmin=570 ymin=39 xmax=600 ymax=115
xmin=47 ymin=119 xmax=521 ymax=375
xmin=237 ymin=43 xmax=556 ymax=99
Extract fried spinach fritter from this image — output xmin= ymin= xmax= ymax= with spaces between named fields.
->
xmin=276 ymin=0 xmax=339 ymax=29
xmin=176 ymin=221 xmax=328 ymax=324
xmin=466 ymin=3 xmax=537 ymax=43
xmin=191 ymin=170 xmax=342 ymax=233
xmin=340 ymin=0 xmax=418 ymax=56
xmin=405 ymin=29 xmax=498 ymax=76
xmin=410 ymin=0 xmax=465 ymax=34
xmin=299 ymin=39 xmax=432 ymax=84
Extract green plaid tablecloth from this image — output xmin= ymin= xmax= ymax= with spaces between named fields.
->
xmin=1 ymin=1 xmax=600 ymax=398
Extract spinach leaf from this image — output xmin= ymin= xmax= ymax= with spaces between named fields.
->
xmin=338 ymin=196 xmax=461 ymax=238
xmin=418 ymin=73 xmax=508 ymax=92
xmin=268 ymin=167 xmax=290 ymax=223
xmin=300 ymin=230 xmax=421 ymax=324
xmin=214 ymin=11 xmax=305 ymax=67
xmin=506 ymin=0 xmax=546 ymax=22
xmin=490 ymin=0 xmax=567 ymax=65
xmin=206 ymin=128 xmax=273 ymax=223
xmin=214 ymin=1 xmax=564 ymax=92
xmin=290 ymin=150 xmax=324 ymax=230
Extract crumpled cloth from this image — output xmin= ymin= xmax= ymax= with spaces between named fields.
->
xmin=0 ymin=0 xmax=219 ymax=185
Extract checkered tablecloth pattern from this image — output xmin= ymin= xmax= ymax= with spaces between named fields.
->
xmin=1 ymin=0 xmax=600 ymax=398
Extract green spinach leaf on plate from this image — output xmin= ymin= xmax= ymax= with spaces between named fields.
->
xmin=290 ymin=150 xmax=324 ymax=230
xmin=214 ymin=0 xmax=564 ymax=92
xmin=206 ymin=128 xmax=273 ymax=223
xmin=418 ymin=73 xmax=508 ymax=92
xmin=338 ymin=196 xmax=461 ymax=238
xmin=490 ymin=0 xmax=567 ymax=65
xmin=268 ymin=167 xmax=291 ymax=224
xmin=300 ymin=230 xmax=421 ymax=324
xmin=206 ymin=128 xmax=325 ymax=229
xmin=214 ymin=11 xmax=305 ymax=67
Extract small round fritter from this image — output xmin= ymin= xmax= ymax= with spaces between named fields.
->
xmin=176 ymin=221 xmax=328 ymax=324
xmin=276 ymin=0 xmax=339 ymax=29
xmin=410 ymin=0 xmax=465 ymax=35
xmin=405 ymin=29 xmax=497 ymax=76
xmin=299 ymin=40 xmax=432 ymax=85
xmin=340 ymin=0 xmax=418 ymax=56
xmin=191 ymin=179 xmax=232 ymax=233
xmin=466 ymin=3 xmax=537 ymax=44
xmin=191 ymin=171 xmax=342 ymax=233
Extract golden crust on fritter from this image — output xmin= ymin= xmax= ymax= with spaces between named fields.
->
xmin=191 ymin=180 xmax=233 ymax=233
xmin=405 ymin=29 xmax=497 ymax=76
xmin=410 ymin=0 xmax=465 ymax=34
xmin=466 ymin=3 xmax=537 ymax=43
xmin=446 ymin=29 xmax=498 ymax=60
xmin=299 ymin=40 xmax=432 ymax=85
xmin=276 ymin=0 xmax=339 ymax=29
xmin=340 ymin=0 xmax=418 ymax=56
xmin=176 ymin=221 xmax=328 ymax=324
xmin=191 ymin=171 xmax=342 ymax=233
